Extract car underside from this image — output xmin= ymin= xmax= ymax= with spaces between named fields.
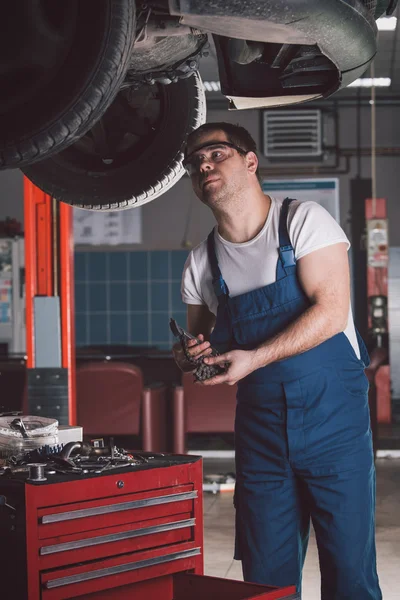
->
xmin=0 ymin=0 xmax=397 ymax=209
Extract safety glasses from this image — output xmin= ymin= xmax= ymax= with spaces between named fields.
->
xmin=182 ymin=141 xmax=248 ymax=176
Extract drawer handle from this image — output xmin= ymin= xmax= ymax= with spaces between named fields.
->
xmin=40 ymin=518 xmax=196 ymax=555
xmin=44 ymin=547 xmax=201 ymax=589
xmin=41 ymin=491 xmax=198 ymax=524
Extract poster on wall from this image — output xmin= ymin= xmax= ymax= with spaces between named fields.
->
xmin=73 ymin=207 xmax=142 ymax=245
xmin=262 ymin=178 xmax=340 ymax=223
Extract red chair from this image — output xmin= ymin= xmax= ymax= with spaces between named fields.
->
xmin=76 ymin=361 xmax=167 ymax=452
xmin=173 ymin=372 xmax=237 ymax=454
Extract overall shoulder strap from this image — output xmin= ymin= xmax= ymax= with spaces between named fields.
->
xmin=277 ymin=197 xmax=297 ymax=278
xmin=207 ymin=230 xmax=230 ymax=297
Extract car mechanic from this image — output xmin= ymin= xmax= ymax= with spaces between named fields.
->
xmin=172 ymin=121 xmax=381 ymax=599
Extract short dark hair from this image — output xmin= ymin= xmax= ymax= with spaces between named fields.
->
xmin=186 ymin=122 xmax=261 ymax=182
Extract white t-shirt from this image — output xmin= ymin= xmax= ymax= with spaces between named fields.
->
xmin=181 ymin=196 xmax=360 ymax=358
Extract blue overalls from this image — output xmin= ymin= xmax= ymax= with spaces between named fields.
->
xmin=207 ymin=198 xmax=381 ymax=599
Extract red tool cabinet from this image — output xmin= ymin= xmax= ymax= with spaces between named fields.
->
xmin=0 ymin=455 xmax=298 ymax=599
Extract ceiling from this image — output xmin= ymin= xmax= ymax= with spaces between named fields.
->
xmin=197 ymin=5 xmax=400 ymax=105
xmin=372 ymin=6 xmax=400 ymax=93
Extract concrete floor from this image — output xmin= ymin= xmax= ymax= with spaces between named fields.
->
xmin=202 ymin=458 xmax=400 ymax=599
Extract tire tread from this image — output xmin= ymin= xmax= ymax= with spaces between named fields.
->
xmin=1 ymin=0 xmax=136 ymax=169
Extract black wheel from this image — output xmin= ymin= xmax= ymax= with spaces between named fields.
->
xmin=22 ymin=72 xmax=206 ymax=210
xmin=0 ymin=0 xmax=136 ymax=169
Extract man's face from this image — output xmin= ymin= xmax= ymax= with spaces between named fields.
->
xmin=184 ymin=130 xmax=250 ymax=206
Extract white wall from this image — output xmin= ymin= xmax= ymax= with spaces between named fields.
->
xmin=337 ymin=104 xmax=400 ymax=245
xmin=137 ymin=176 xmax=215 ymax=250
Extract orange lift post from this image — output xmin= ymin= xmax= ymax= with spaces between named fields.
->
xmin=24 ymin=178 xmax=76 ymax=425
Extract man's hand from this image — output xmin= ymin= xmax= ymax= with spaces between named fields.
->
xmin=199 ymin=349 xmax=258 ymax=386
xmin=172 ymin=334 xmax=213 ymax=372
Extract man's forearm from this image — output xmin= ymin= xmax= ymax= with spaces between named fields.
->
xmin=253 ymin=303 xmax=346 ymax=369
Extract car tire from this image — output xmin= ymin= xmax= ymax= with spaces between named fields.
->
xmin=0 ymin=0 xmax=136 ymax=170
xmin=22 ymin=72 xmax=207 ymax=210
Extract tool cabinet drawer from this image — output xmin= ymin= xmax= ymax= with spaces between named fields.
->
xmin=42 ymin=573 xmax=299 ymax=600
xmin=37 ymin=484 xmax=196 ymax=539
xmin=38 ymin=511 xmax=195 ymax=570
xmin=40 ymin=542 xmax=202 ymax=600
xmin=172 ymin=573 xmax=299 ymax=600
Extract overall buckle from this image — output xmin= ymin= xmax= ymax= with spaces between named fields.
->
xmin=279 ymin=245 xmax=296 ymax=268
xmin=213 ymin=276 xmax=228 ymax=297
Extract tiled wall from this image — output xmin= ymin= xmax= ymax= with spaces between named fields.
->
xmin=74 ymin=250 xmax=189 ymax=350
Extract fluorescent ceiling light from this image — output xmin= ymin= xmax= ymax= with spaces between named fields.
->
xmin=377 ymin=16 xmax=397 ymax=31
xmin=203 ymin=81 xmax=221 ymax=92
xmin=348 ymin=77 xmax=391 ymax=88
